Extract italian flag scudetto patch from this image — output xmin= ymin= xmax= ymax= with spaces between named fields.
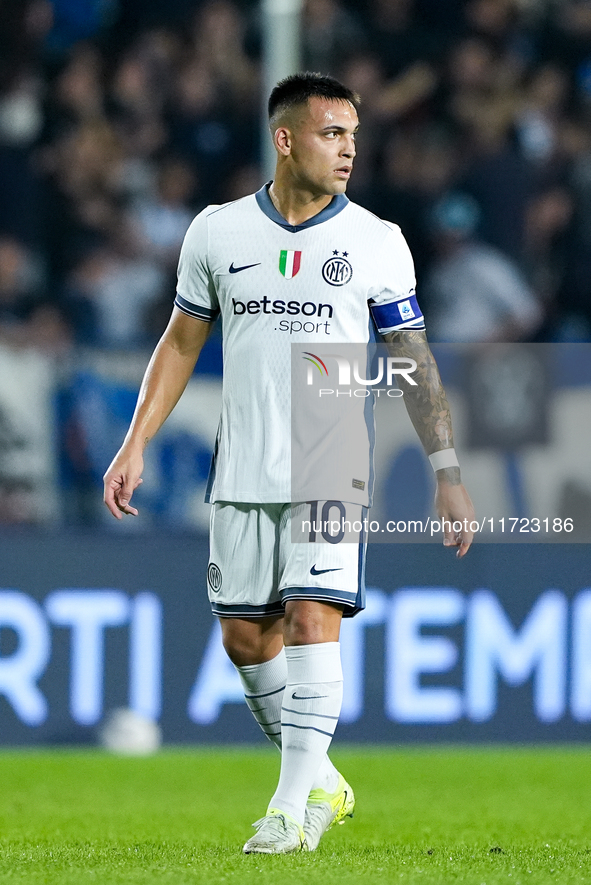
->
xmin=279 ymin=250 xmax=302 ymax=279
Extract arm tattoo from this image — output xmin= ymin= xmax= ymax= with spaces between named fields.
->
xmin=383 ymin=329 xmax=460 ymax=485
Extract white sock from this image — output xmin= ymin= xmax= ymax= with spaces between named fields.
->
xmin=312 ymin=754 xmax=340 ymax=794
xmin=236 ymin=650 xmax=286 ymax=749
xmin=268 ymin=642 xmax=343 ymax=825
xmin=235 ymin=648 xmax=340 ymax=791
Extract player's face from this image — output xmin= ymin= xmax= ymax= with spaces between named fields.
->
xmin=288 ymin=97 xmax=358 ymax=196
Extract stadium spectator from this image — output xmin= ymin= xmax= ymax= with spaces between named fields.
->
xmin=424 ymin=191 xmax=544 ymax=341
xmin=131 ymin=157 xmax=197 ymax=269
xmin=2 ymin=0 xmax=591 ymax=351
xmin=0 ymin=236 xmax=46 ymax=334
xmin=302 ymin=0 xmax=366 ymax=74
xmin=62 ymin=222 xmax=167 ymax=348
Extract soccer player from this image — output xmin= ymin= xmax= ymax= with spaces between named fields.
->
xmin=103 ymin=72 xmax=475 ymax=854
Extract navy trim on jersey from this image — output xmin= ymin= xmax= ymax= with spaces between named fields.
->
xmin=175 ymin=293 xmax=220 ymax=322
xmin=211 ymin=600 xmax=285 ymax=618
xmin=357 ymin=528 xmax=367 ymax=604
xmin=255 ymin=182 xmax=348 ymax=233
xmin=204 ymin=431 xmax=219 ymax=504
xmin=280 ymin=550 xmax=367 ymax=619
xmin=363 ymin=335 xmax=377 ymax=508
xmin=369 ymin=293 xmax=425 ymax=333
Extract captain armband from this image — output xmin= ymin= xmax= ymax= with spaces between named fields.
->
xmin=369 ymin=292 xmax=425 ymax=333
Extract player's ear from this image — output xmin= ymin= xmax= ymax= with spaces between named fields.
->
xmin=274 ymin=126 xmax=292 ymax=156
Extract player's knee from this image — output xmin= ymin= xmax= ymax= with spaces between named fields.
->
xmin=220 ymin=620 xmax=280 ymax=666
xmin=283 ymin=601 xmax=342 ymax=645
xmin=284 ymin=621 xmax=325 ymax=645
xmin=221 ymin=627 xmax=254 ymax=666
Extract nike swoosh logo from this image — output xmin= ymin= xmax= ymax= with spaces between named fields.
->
xmin=229 ymin=262 xmax=261 ymax=273
xmin=310 ymin=565 xmax=343 ymax=575
xmin=292 ymin=691 xmax=329 ymax=700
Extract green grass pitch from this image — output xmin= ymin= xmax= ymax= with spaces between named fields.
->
xmin=0 ymin=746 xmax=590 ymax=884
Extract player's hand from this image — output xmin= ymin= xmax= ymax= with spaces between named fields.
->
xmin=103 ymin=447 xmax=144 ymax=519
xmin=434 ymin=480 xmax=475 ymax=558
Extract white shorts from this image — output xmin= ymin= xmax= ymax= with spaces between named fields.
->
xmin=207 ymin=501 xmax=367 ymax=619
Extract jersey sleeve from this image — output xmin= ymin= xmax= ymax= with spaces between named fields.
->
xmin=368 ymin=222 xmax=425 ymax=334
xmin=174 ymin=208 xmax=220 ymax=322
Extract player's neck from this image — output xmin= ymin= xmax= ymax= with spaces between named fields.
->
xmin=268 ymin=180 xmax=334 ymax=226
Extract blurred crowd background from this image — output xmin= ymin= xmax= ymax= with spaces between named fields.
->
xmin=1 ymin=0 xmax=591 ymax=526
xmin=4 ymin=0 xmax=591 ymax=351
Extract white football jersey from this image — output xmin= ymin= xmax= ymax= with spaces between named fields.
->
xmin=175 ymin=184 xmax=424 ymax=505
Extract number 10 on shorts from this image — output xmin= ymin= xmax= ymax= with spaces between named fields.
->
xmin=299 ymin=500 xmax=367 ymax=544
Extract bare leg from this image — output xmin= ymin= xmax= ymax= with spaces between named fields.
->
xmin=220 ymin=615 xmax=284 ymax=666
xmin=220 ymin=607 xmax=342 ymax=799
xmin=283 ymin=599 xmax=343 ymax=646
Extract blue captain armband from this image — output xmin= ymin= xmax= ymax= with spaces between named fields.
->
xmin=369 ymin=293 xmax=425 ymax=333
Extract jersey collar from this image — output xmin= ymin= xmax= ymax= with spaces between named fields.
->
xmin=255 ymin=182 xmax=348 ymax=232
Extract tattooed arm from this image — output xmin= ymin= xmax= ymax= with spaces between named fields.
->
xmin=383 ymin=328 xmax=475 ymax=556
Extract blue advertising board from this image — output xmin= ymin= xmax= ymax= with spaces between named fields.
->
xmin=0 ymin=534 xmax=590 ymax=744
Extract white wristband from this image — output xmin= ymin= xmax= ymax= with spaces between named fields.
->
xmin=429 ymin=448 xmax=460 ymax=472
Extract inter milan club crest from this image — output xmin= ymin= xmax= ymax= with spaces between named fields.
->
xmin=322 ymin=250 xmax=353 ymax=286
xmin=279 ymin=250 xmax=302 ymax=278
xmin=207 ymin=562 xmax=222 ymax=593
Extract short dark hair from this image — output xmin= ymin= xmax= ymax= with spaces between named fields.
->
xmin=268 ymin=72 xmax=360 ymax=122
